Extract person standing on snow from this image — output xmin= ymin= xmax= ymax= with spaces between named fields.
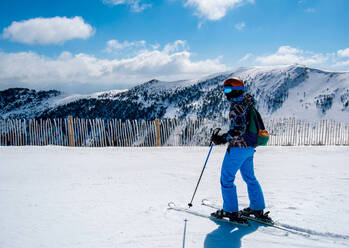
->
xmin=210 ymin=78 xmax=269 ymax=224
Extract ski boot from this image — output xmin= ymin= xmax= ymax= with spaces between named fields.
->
xmin=211 ymin=209 xmax=248 ymax=224
xmin=240 ymin=207 xmax=273 ymax=223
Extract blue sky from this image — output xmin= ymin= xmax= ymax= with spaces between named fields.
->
xmin=1 ymin=0 xmax=349 ymax=93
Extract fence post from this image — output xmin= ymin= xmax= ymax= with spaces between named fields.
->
xmin=155 ymin=118 xmax=161 ymax=147
xmin=68 ymin=116 xmax=75 ymax=147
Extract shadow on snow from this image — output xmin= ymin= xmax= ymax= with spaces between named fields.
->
xmin=204 ymin=219 xmax=259 ymax=248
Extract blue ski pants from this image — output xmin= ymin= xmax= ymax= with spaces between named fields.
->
xmin=221 ymin=147 xmax=265 ymax=213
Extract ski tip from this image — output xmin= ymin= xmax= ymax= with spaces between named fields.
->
xmin=201 ymin=199 xmax=209 ymax=205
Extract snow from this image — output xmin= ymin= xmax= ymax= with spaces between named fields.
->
xmin=50 ymin=89 xmax=127 ymax=106
xmin=0 ymin=89 xmax=128 ymax=119
xmin=0 ymin=146 xmax=349 ymax=248
xmin=145 ymin=79 xmax=196 ymax=92
xmin=269 ymin=69 xmax=349 ymax=121
xmin=232 ymin=64 xmax=349 ymax=120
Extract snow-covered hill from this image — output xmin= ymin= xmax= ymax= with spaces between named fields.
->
xmin=1 ymin=64 xmax=348 ymax=121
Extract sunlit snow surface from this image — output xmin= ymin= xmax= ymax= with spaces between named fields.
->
xmin=0 ymin=146 xmax=348 ymax=248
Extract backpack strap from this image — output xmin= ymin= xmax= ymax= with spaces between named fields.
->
xmin=254 ymin=107 xmax=266 ymax=131
xmin=246 ymin=106 xmax=258 ymax=134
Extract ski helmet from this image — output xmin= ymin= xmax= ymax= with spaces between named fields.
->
xmin=223 ymin=78 xmax=245 ymax=100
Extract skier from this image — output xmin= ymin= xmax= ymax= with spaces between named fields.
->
xmin=210 ymin=78 xmax=269 ymax=224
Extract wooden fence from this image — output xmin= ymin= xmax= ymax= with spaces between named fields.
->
xmin=0 ymin=117 xmax=348 ymax=147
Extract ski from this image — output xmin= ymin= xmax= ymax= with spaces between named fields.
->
xmin=201 ymin=199 xmax=310 ymax=236
xmin=168 ymin=202 xmax=250 ymax=227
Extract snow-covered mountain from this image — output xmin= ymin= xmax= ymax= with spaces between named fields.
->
xmin=1 ymin=64 xmax=348 ymax=121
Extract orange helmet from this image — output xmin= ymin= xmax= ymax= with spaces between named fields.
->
xmin=223 ymin=78 xmax=245 ymax=97
xmin=223 ymin=78 xmax=244 ymax=88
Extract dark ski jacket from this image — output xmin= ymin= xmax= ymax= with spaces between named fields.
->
xmin=226 ymin=93 xmax=256 ymax=148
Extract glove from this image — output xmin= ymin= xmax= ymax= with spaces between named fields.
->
xmin=211 ymin=132 xmax=228 ymax=145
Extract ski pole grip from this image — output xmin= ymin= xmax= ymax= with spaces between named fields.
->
xmin=210 ymin=127 xmax=221 ymax=146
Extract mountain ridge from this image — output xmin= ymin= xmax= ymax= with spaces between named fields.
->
xmin=1 ymin=64 xmax=348 ymax=121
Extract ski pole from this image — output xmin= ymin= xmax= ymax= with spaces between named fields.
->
xmin=188 ymin=128 xmax=220 ymax=208
xmin=182 ymin=219 xmax=188 ymax=248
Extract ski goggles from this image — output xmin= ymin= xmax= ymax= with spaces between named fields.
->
xmin=224 ymin=86 xmax=245 ymax=93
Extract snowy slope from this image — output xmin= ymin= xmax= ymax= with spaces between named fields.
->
xmin=0 ymin=88 xmax=127 ymax=119
xmin=231 ymin=65 xmax=349 ymax=121
xmin=1 ymin=146 xmax=348 ymax=248
xmin=1 ymin=64 xmax=349 ymax=121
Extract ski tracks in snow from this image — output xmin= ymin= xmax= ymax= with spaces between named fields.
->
xmin=278 ymin=223 xmax=349 ymax=240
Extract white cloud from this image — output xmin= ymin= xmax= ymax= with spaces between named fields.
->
xmin=334 ymin=60 xmax=349 ymax=67
xmin=255 ymin=46 xmax=329 ymax=65
xmin=238 ymin=46 xmax=349 ymax=70
xmin=335 ymin=48 xmax=349 ymax=68
xmin=102 ymin=0 xmax=151 ymax=12
xmin=163 ymin=40 xmax=189 ymax=53
xmin=2 ymin=17 xmax=94 ymax=45
xmin=0 ymin=40 xmax=228 ymax=93
xmin=104 ymin=39 xmax=146 ymax=53
xmin=185 ymin=0 xmax=254 ymax=20
xmin=338 ymin=48 xmax=349 ymax=58
xmin=278 ymin=46 xmax=299 ymax=54
xmin=239 ymin=53 xmax=253 ymax=62
xmin=234 ymin=21 xmax=246 ymax=31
